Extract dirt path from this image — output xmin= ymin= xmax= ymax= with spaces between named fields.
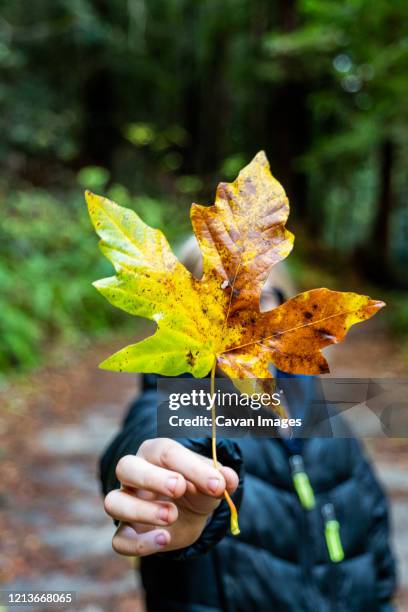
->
xmin=0 ymin=338 xmax=143 ymax=612
xmin=0 ymin=320 xmax=407 ymax=611
xmin=326 ymin=319 xmax=408 ymax=610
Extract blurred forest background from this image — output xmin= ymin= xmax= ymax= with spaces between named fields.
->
xmin=0 ymin=0 xmax=407 ymax=377
xmin=1 ymin=3 xmax=408 ymax=609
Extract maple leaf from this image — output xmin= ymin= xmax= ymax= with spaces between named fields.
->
xmin=85 ymin=151 xmax=385 ymax=381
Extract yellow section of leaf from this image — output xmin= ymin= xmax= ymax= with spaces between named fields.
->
xmin=86 ymin=190 xmax=227 ymax=376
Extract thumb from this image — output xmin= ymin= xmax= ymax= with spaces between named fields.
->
xmin=181 ymin=464 xmax=238 ymax=516
xmin=181 ymin=479 xmax=225 ymax=515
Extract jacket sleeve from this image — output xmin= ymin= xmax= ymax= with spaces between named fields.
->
xmin=99 ymin=384 xmax=244 ymax=560
xmin=351 ymin=438 xmax=397 ymax=606
xmin=380 ymin=603 xmax=395 ymax=612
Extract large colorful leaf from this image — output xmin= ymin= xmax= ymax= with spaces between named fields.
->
xmin=86 ymin=151 xmax=384 ymax=379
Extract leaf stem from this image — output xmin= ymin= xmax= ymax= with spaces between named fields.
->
xmin=211 ymin=358 xmax=240 ymax=536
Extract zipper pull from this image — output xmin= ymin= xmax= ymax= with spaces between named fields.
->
xmin=322 ymin=503 xmax=344 ymax=563
xmin=290 ymin=455 xmax=316 ymax=510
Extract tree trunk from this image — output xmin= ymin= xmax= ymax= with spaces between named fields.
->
xmin=82 ymin=67 xmax=117 ymax=168
xmin=81 ymin=0 xmax=118 ymax=169
xmin=264 ymin=0 xmax=310 ymax=218
xmin=373 ymin=139 xmax=394 ymax=262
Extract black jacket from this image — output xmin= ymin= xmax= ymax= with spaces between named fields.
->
xmin=100 ymin=375 xmax=396 ymax=612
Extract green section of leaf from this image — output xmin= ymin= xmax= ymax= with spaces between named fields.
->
xmin=100 ymin=327 xmax=214 ymax=377
xmin=86 ymin=190 xmax=220 ymax=377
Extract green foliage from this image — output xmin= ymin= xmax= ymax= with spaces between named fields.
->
xmin=175 ymin=176 xmax=203 ymax=195
xmin=0 ymin=181 xmax=185 ymax=375
xmin=125 ymin=123 xmax=156 ymax=147
xmin=0 ymin=0 xmax=407 ymax=374
xmin=220 ymin=154 xmax=248 ymax=180
xmin=263 ymin=0 xmax=408 ymax=261
xmin=77 ymin=166 xmax=110 ymax=192
xmin=0 ymin=188 xmax=111 ymax=373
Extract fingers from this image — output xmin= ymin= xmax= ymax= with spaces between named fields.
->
xmin=112 ymin=523 xmax=170 ymax=557
xmin=218 ymin=465 xmax=239 ymax=494
xmin=116 ymin=455 xmax=186 ymax=498
xmin=180 ymin=467 xmax=238 ymax=516
xmin=109 ymin=443 xmax=241 ymax=559
xmin=116 ymin=440 xmax=240 ymax=512
xmin=138 ymin=439 xmax=228 ymax=497
xmin=104 ymin=489 xmax=178 ymax=526
xmin=197 ymin=456 xmax=239 ymax=492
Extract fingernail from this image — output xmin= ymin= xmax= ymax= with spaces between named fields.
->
xmin=121 ymin=525 xmax=137 ymax=539
xmin=208 ymin=477 xmax=220 ymax=493
xmin=158 ymin=506 xmax=169 ymax=522
xmin=166 ymin=476 xmax=178 ymax=493
xmin=155 ymin=533 xmax=168 ymax=547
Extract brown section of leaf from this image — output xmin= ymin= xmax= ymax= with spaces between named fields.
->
xmin=191 ymin=151 xmax=294 ymax=314
xmin=218 ymin=289 xmax=385 ymax=377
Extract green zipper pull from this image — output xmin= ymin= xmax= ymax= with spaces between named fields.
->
xmin=322 ymin=503 xmax=344 ymax=563
xmin=290 ymin=455 xmax=315 ymax=510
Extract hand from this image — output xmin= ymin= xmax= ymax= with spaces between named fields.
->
xmin=104 ymin=438 xmax=239 ymax=557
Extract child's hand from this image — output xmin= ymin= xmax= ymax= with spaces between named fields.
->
xmin=104 ymin=438 xmax=239 ymax=556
